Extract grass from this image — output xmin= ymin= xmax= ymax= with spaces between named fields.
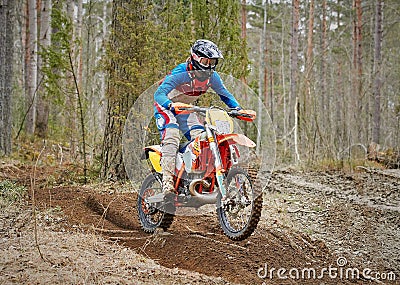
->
xmin=0 ymin=180 xmax=27 ymax=206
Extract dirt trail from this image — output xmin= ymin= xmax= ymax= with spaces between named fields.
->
xmin=268 ymin=169 xmax=400 ymax=280
xmin=1 ymin=163 xmax=399 ymax=284
xmin=32 ymin=187 xmax=337 ymax=284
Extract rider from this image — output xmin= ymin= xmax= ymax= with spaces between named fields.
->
xmin=153 ymin=39 xmax=247 ymax=199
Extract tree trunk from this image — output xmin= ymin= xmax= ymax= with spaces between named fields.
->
xmin=372 ymin=0 xmax=383 ymax=144
xmin=101 ymin=0 xmax=129 ymax=180
xmin=281 ymin=16 xmax=287 ymax=153
xmin=66 ymin=0 xmax=77 ymax=155
xmin=26 ymin=0 xmax=38 ymax=135
xmin=102 ymin=95 xmax=128 ymax=180
xmin=76 ymin=0 xmax=83 ymax=93
xmin=304 ymin=0 xmax=314 ymax=159
xmin=256 ymin=0 xmax=267 ymax=155
xmin=0 ymin=0 xmax=14 ymax=155
xmin=320 ymin=0 xmax=330 ymax=154
xmin=305 ymin=0 xmax=314 ymax=120
xmin=35 ymin=0 xmax=51 ymax=138
xmin=351 ymin=0 xmax=363 ymax=143
xmin=241 ymin=0 xmax=246 ymax=41
xmin=356 ymin=0 xmax=363 ymax=143
xmin=269 ymin=62 xmax=274 ymax=122
xmin=240 ymin=0 xmax=248 ymax=102
xmin=290 ymin=0 xmax=300 ymax=162
xmin=320 ymin=0 xmax=327 ymax=121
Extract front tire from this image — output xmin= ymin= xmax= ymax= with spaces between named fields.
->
xmin=217 ymin=167 xmax=262 ymax=240
xmin=137 ymin=173 xmax=174 ymax=233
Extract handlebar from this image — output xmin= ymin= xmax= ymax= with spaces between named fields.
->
xmin=228 ymin=109 xmax=253 ymax=119
xmin=178 ymin=106 xmax=253 ymax=119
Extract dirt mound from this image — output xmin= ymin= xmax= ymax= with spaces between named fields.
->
xmin=28 ymin=182 xmax=348 ymax=285
xmin=85 ymin=193 xmax=137 ymax=230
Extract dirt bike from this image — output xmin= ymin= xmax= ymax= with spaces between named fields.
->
xmin=137 ymin=106 xmax=262 ymax=240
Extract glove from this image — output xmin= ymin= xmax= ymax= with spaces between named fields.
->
xmin=168 ymin=102 xmax=193 ymax=114
xmin=237 ymin=109 xmax=256 ymax=121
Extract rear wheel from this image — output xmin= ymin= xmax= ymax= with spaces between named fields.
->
xmin=137 ymin=174 xmax=174 ymax=233
xmin=217 ymin=167 xmax=262 ymax=240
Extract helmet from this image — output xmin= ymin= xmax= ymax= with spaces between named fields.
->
xmin=190 ymin=39 xmax=223 ymax=72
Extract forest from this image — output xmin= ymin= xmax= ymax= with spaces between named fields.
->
xmin=1 ymin=1 xmax=400 ymax=284
xmin=1 ymin=0 xmax=399 ymax=177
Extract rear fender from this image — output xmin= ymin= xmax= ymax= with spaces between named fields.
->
xmin=142 ymin=145 xmax=162 ymax=159
xmin=142 ymin=145 xmax=162 ymax=173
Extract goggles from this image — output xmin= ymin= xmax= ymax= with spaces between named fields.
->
xmin=192 ymin=53 xmax=218 ymax=68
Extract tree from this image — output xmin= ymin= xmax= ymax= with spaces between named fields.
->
xmin=65 ymin=0 xmax=78 ymax=154
xmin=35 ymin=0 xmax=52 ymax=138
xmin=372 ymin=0 xmax=383 ymax=144
xmin=302 ymin=0 xmax=315 ymax=160
xmin=101 ymin=0 xmax=249 ymax=179
xmin=290 ymin=0 xmax=300 ymax=162
xmin=26 ymin=0 xmax=38 ymax=135
xmin=82 ymin=0 xmax=111 ymax=160
xmin=192 ymin=0 xmax=248 ymax=79
xmin=5 ymin=0 xmax=398 ymax=166
xmin=320 ymin=0 xmax=328 ymax=126
xmin=0 ymin=0 xmax=14 ymax=155
xmin=352 ymin=0 xmax=363 ymax=143
xmin=38 ymin=1 xmax=88 ymax=178
xmin=101 ymin=0 xmax=159 ymax=179
xmin=305 ymin=0 xmax=314 ymax=122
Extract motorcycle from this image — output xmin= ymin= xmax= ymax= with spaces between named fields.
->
xmin=137 ymin=105 xmax=262 ymax=240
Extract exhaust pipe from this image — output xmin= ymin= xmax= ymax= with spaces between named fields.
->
xmin=188 ymin=179 xmax=218 ymax=204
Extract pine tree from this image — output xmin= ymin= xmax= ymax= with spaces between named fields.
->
xmin=101 ymin=0 xmax=249 ymax=179
xmin=101 ymin=0 xmax=161 ymax=179
xmin=0 ymin=0 xmax=14 ymax=155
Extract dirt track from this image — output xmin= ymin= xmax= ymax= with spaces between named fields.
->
xmin=1 ymin=163 xmax=399 ymax=284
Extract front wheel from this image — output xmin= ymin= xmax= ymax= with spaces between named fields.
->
xmin=137 ymin=173 xmax=174 ymax=233
xmin=217 ymin=167 xmax=262 ymax=240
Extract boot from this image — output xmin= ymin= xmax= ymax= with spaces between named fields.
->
xmin=160 ymin=156 xmax=176 ymax=212
xmin=147 ymin=128 xmax=179 ymax=205
xmin=145 ymin=156 xmax=176 ymax=205
xmin=161 ymin=156 xmax=176 ymax=193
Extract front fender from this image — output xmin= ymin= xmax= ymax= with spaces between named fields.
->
xmin=217 ymin=134 xmax=256 ymax=148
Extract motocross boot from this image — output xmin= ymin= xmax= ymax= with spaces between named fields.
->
xmin=161 ymin=156 xmax=176 ymax=195
xmin=160 ymin=156 xmax=176 ymax=212
xmin=145 ymin=156 xmax=176 ymax=207
xmin=146 ymin=128 xmax=179 ymax=207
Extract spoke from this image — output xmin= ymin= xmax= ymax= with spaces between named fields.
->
xmin=223 ymin=173 xmax=254 ymax=232
xmin=142 ymin=181 xmax=164 ymax=226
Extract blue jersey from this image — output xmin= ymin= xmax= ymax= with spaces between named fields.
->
xmin=154 ymin=63 xmax=241 ymax=109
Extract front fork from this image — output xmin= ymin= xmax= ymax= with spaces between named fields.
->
xmin=205 ymin=124 xmax=227 ymax=199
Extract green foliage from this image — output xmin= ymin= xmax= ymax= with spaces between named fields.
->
xmin=192 ymin=0 xmax=248 ymax=78
xmin=39 ymin=3 xmax=79 ymax=142
xmin=152 ymin=0 xmax=192 ymax=72
xmin=105 ymin=1 xmax=158 ymax=104
xmin=41 ymin=4 xmax=73 ymax=104
xmin=0 ymin=180 xmax=27 ymax=206
xmin=105 ymin=0 xmax=248 ymax=104
xmin=102 ymin=0 xmax=249 ymax=178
